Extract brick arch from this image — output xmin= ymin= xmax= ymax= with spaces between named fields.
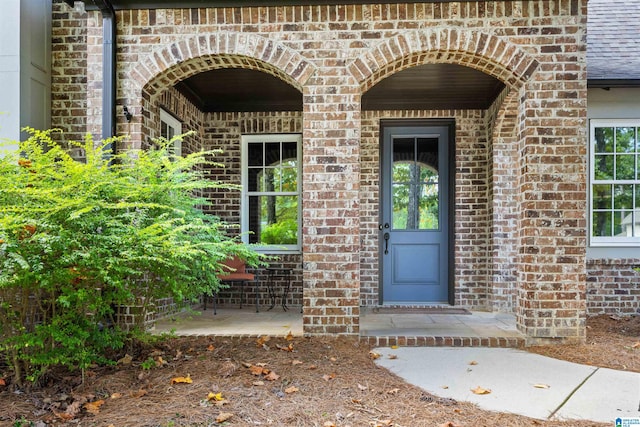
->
xmin=348 ymin=28 xmax=539 ymax=91
xmin=132 ymin=32 xmax=316 ymax=95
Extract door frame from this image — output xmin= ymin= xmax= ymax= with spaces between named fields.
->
xmin=378 ymin=119 xmax=456 ymax=305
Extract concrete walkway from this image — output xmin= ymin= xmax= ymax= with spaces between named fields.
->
xmin=374 ymin=346 xmax=640 ymax=423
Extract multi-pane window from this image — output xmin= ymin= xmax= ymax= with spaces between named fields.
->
xmin=242 ymin=134 xmax=301 ymax=251
xmin=160 ymin=109 xmax=182 ymax=156
xmin=591 ymin=120 xmax=640 ymax=245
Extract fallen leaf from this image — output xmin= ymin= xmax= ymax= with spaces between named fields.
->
xmin=249 ymin=365 xmax=266 ymax=376
xmin=256 ymin=335 xmax=271 ymax=348
xmin=117 ymin=354 xmax=133 ymax=365
xmin=329 ymin=357 xmax=338 ymax=362
xmin=276 ymin=343 xmax=294 ymax=352
xmin=286 ymin=331 xmax=294 ymax=341
xmin=632 ymin=341 xmax=640 ymax=349
xmin=264 ymin=371 xmax=280 ymax=381
xmin=388 ymin=354 xmax=398 ymax=360
xmin=357 ymin=383 xmax=368 ymax=391
xmin=442 ymin=385 xmax=449 ymax=389
xmin=110 ymin=393 xmax=123 ymax=399
xmin=284 ymin=386 xmax=299 ymax=394
xmin=252 ymin=381 xmax=265 ymax=386
xmin=323 ymin=422 xmax=336 ymax=427
xmin=386 ymin=388 xmax=400 ymax=395
xmin=130 ymin=389 xmax=148 ymax=398
xmin=207 ymin=392 xmax=224 ymax=401
xmin=533 ymin=384 xmax=550 ymax=389
xmin=322 ymin=373 xmax=336 ymax=381
xmin=84 ymin=400 xmax=105 ymax=415
xmin=390 ymin=345 xmax=399 ymax=349
xmin=369 ymin=351 xmax=381 ymax=360
xmin=292 ymin=359 xmax=303 ymax=365
xmin=53 ymin=411 xmax=75 ymax=421
xmin=308 ymin=364 xmax=317 ymax=370
xmin=374 ymin=419 xmax=393 ymax=426
xmin=471 ymin=386 xmax=491 ymax=395
xmin=0 ymin=378 xmax=5 ymax=386
xmin=155 ymin=356 xmax=166 ymax=367
xmin=170 ymin=375 xmax=193 ymax=384
xmin=469 ymin=360 xmax=478 ymax=366
xmin=216 ymin=412 xmax=233 ymax=423
xmin=207 ymin=344 xmax=215 ymax=351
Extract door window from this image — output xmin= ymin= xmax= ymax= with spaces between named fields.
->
xmin=392 ymin=136 xmax=439 ymax=230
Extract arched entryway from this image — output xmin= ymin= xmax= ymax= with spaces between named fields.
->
xmin=121 ymin=34 xmax=316 ymax=323
xmin=350 ymin=28 xmax=587 ymax=343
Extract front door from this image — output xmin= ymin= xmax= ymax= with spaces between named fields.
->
xmin=380 ymin=123 xmax=451 ymax=304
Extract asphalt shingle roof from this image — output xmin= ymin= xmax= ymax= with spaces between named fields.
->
xmin=588 ymin=0 xmax=640 ymax=82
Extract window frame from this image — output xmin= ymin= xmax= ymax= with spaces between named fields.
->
xmin=241 ymin=133 xmax=303 ymax=253
xmin=160 ymin=109 xmax=182 ymax=156
xmin=590 ymin=119 xmax=640 ymax=246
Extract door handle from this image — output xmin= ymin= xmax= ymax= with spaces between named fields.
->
xmin=383 ymin=232 xmax=390 ymax=254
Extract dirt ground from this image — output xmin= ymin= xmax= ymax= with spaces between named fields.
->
xmin=1 ymin=314 xmax=638 ymax=427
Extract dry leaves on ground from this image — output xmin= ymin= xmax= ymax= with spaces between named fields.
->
xmin=0 ymin=315 xmax=633 ymax=426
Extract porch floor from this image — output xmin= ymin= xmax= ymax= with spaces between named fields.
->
xmin=152 ymin=305 xmax=525 ymax=347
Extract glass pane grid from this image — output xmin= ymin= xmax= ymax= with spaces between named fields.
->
xmin=592 ymin=125 xmax=640 ymax=240
xmin=244 ymin=136 xmax=300 ymax=247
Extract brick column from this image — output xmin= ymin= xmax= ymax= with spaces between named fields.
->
xmin=516 ymin=78 xmax=588 ymax=344
xmin=302 ymin=80 xmax=361 ymax=335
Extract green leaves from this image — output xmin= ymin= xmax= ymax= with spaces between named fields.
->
xmin=0 ymin=129 xmax=262 ymax=386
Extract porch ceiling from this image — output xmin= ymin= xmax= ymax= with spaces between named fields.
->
xmin=175 ymin=64 xmax=506 ymax=112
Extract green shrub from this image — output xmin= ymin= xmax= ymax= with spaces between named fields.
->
xmin=0 ymin=129 xmax=262 ymax=387
xmin=260 ymin=219 xmax=298 ymax=245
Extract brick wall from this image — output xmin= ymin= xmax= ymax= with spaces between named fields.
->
xmin=51 ymin=1 xmax=88 ymax=146
xmin=587 ymin=259 xmax=640 ymax=315
xmin=51 ymin=0 xmax=589 ymax=340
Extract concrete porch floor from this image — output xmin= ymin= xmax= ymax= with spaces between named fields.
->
xmin=152 ymin=305 xmax=525 ymax=347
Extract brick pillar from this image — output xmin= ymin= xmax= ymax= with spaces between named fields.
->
xmin=516 ymin=80 xmax=588 ymax=344
xmin=302 ymin=80 xmax=360 ymax=335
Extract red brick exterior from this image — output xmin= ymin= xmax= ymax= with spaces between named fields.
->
xmin=51 ymin=0 xmax=595 ymax=343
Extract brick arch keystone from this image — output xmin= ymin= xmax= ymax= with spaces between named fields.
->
xmin=349 ymin=28 xmax=539 ymax=91
xmin=131 ymin=32 xmax=317 ymax=96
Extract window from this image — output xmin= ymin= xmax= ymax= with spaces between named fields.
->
xmin=242 ymin=134 xmax=302 ymax=252
xmin=160 ymin=109 xmax=182 ymax=156
xmin=590 ymin=119 xmax=640 ymax=246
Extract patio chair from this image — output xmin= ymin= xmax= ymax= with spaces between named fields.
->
xmin=203 ymin=256 xmax=257 ymax=315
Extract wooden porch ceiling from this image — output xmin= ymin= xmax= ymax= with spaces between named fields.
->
xmin=175 ymin=64 xmax=506 ymax=112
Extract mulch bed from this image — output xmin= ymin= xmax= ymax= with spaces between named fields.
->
xmin=1 ymin=314 xmax=636 ymax=426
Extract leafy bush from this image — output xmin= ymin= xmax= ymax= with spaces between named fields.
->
xmin=0 ymin=129 xmax=261 ymax=387
xmin=260 ymin=219 xmax=298 ymax=245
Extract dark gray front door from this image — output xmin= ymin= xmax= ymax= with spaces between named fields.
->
xmin=381 ymin=124 xmax=450 ymax=304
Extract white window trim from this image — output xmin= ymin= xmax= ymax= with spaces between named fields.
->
xmin=590 ymin=118 xmax=640 ymax=247
xmin=160 ymin=109 xmax=182 ymax=157
xmin=241 ymin=133 xmax=302 ymax=253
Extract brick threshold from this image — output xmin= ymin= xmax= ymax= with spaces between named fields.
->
xmin=361 ymin=335 xmax=525 ymax=348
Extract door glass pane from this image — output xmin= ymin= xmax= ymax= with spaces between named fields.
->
xmin=420 ymin=183 xmax=439 ymax=229
xmin=392 ymin=136 xmax=439 ymax=230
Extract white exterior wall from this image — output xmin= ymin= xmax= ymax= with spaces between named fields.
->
xmin=0 ymin=0 xmax=51 ymax=156
xmin=587 ymin=87 xmax=640 ymax=259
